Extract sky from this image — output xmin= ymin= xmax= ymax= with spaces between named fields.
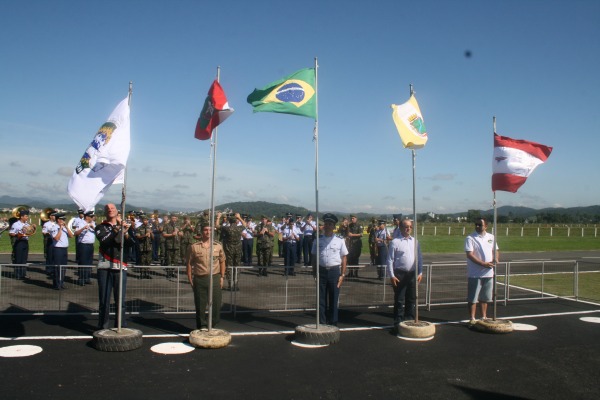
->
xmin=1 ymin=0 xmax=599 ymax=215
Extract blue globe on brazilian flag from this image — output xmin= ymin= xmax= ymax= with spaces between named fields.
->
xmin=247 ymin=68 xmax=316 ymax=119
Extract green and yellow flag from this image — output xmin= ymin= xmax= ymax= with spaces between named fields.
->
xmin=247 ymin=68 xmax=316 ymax=119
xmin=391 ymin=95 xmax=428 ymax=150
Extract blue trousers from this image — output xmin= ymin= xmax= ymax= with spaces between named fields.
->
xmin=319 ymin=267 xmax=341 ymax=325
xmin=78 ymin=243 xmax=94 ymax=283
xmin=392 ymin=270 xmax=417 ymax=324
xmin=97 ymin=269 xmax=128 ymax=329
xmin=283 ymin=241 xmax=296 ymax=276
xmin=52 ymin=247 xmax=68 ymax=289
xmin=302 ymin=235 xmax=314 ymax=266
xmin=242 ymin=238 xmax=254 ymax=265
xmin=13 ymin=240 xmax=28 ymax=278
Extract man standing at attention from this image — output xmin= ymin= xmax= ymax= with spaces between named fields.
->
xmin=465 ymin=218 xmax=499 ymax=324
xmin=387 ymin=218 xmax=422 ymax=332
xmin=347 ymin=214 xmax=363 ymax=277
xmin=312 ymin=213 xmax=348 ymax=326
xmin=94 ymin=203 xmax=133 ymax=329
xmin=186 ymin=223 xmax=226 ymax=331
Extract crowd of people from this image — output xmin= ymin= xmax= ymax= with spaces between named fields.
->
xmin=4 ymin=206 xmax=498 ymax=331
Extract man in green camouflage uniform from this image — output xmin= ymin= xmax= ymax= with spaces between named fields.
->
xmin=162 ymin=214 xmax=181 ymax=279
xmin=135 ymin=215 xmax=153 ymax=279
xmin=255 ymin=215 xmax=275 ymax=277
xmin=179 ymin=216 xmax=195 ymax=262
xmin=218 ymin=212 xmax=246 ymax=291
xmin=347 ymin=214 xmax=363 ymax=277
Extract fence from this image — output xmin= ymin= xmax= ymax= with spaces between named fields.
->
xmin=0 ymin=260 xmax=598 ymax=315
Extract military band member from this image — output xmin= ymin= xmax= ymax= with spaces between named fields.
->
xmin=135 ymin=215 xmax=154 ymax=279
xmin=347 ymin=215 xmax=363 ymax=277
xmin=162 ymin=214 xmax=182 ymax=279
xmin=50 ymin=213 xmax=74 ymax=289
xmin=42 ymin=211 xmax=58 ymax=274
xmin=9 ymin=209 xmax=35 ymax=279
xmin=218 ymin=212 xmax=246 ymax=291
xmin=74 ymin=210 xmax=96 ymax=285
xmin=180 ymin=216 xmax=195 ymax=262
xmin=255 ymin=215 xmax=275 ymax=276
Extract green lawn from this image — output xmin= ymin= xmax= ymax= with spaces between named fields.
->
xmin=506 ymin=271 xmax=600 ymax=302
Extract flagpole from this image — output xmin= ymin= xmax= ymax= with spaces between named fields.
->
xmin=492 ymin=116 xmax=498 ymax=321
xmin=207 ymin=67 xmax=220 ymax=332
xmin=117 ymin=81 xmax=133 ymax=332
xmin=408 ymin=84 xmax=421 ymax=323
xmin=313 ymin=57 xmax=321 ymax=328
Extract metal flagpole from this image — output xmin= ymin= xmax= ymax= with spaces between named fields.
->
xmin=313 ymin=57 xmax=320 ymax=328
xmin=207 ymin=66 xmax=220 ymax=331
xmin=117 ymin=81 xmax=133 ymax=332
xmin=492 ymin=116 xmax=498 ymax=321
xmin=408 ymin=84 xmax=421 ymax=323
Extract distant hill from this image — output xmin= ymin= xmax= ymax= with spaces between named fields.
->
xmin=1 ymin=196 xmax=598 ymax=222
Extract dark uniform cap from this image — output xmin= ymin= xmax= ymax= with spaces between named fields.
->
xmin=322 ymin=213 xmax=338 ymax=224
xmin=84 ymin=211 xmax=95 ymax=217
xmin=50 ymin=211 xmax=58 ymax=217
xmin=378 ymin=219 xmax=386 ymax=225
xmin=78 ymin=209 xmax=84 ymax=214
xmin=228 ymin=215 xmax=237 ymax=223
xmin=286 ymin=212 xmax=292 ymax=218
xmin=55 ymin=212 xmax=67 ymax=220
xmin=19 ymin=209 xmax=30 ymax=216
xmin=393 ymin=214 xmax=402 ymax=220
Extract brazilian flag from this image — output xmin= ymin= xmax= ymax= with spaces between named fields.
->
xmin=247 ymin=68 xmax=316 ymax=119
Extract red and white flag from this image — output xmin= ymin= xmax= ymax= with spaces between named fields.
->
xmin=492 ymin=133 xmax=552 ymax=193
xmin=194 ymin=80 xmax=234 ymax=140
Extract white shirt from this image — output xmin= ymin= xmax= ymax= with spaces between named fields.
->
xmin=465 ymin=231 xmax=497 ymax=278
xmin=387 ymin=235 xmax=422 ymax=277
xmin=9 ymin=220 xmax=29 ymax=241
xmin=312 ymin=234 xmax=348 ymax=267
xmin=50 ymin=225 xmax=70 ymax=248
xmin=42 ymin=220 xmax=57 ymax=235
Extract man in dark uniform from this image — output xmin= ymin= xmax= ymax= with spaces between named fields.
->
xmin=347 ymin=214 xmax=363 ymax=277
xmin=218 ymin=212 xmax=246 ymax=290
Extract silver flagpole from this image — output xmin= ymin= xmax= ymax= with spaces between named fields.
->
xmin=492 ymin=116 xmax=498 ymax=321
xmin=313 ymin=57 xmax=320 ymax=328
xmin=208 ymin=66 xmax=220 ymax=331
xmin=409 ymin=84 xmax=420 ymax=323
xmin=117 ymin=81 xmax=133 ymax=332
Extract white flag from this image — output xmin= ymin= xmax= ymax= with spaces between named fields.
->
xmin=68 ymin=97 xmax=130 ymax=212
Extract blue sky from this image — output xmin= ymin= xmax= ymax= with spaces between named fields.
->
xmin=1 ymin=0 xmax=598 ymax=215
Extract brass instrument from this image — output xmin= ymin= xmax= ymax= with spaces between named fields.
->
xmin=11 ymin=205 xmax=30 ymax=218
xmin=22 ymin=223 xmax=37 ymax=236
xmin=40 ymin=207 xmax=55 ymax=223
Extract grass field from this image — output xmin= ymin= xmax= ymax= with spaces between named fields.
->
xmin=505 ymin=271 xmax=600 ymax=302
xmin=1 ymin=229 xmax=599 ymax=254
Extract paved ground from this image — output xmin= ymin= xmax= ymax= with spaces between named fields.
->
xmin=1 ymin=251 xmax=599 ymax=399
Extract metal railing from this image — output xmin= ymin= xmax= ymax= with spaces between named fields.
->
xmin=0 ymin=260 xmax=598 ymax=315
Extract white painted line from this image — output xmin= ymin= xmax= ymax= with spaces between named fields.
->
xmin=1 ymin=310 xmax=598 ymax=341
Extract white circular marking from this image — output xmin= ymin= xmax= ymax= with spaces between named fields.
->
xmin=291 ymin=341 xmax=329 ymax=348
xmin=580 ymin=317 xmax=600 ymax=324
xmin=150 ymin=342 xmax=195 ymax=355
xmin=511 ymin=323 xmax=538 ymax=331
xmin=0 ymin=345 xmax=43 ymax=358
xmin=396 ymin=335 xmax=434 ymax=342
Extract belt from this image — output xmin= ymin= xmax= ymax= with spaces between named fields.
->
xmin=320 ymin=265 xmax=340 ymax=270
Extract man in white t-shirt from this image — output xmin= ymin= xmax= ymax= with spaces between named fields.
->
xmin=465 ymin=218 xmax=499 ymax=324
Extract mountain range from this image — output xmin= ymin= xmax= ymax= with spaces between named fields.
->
xmin=1 ymin=196 xmax=598 ymax=220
